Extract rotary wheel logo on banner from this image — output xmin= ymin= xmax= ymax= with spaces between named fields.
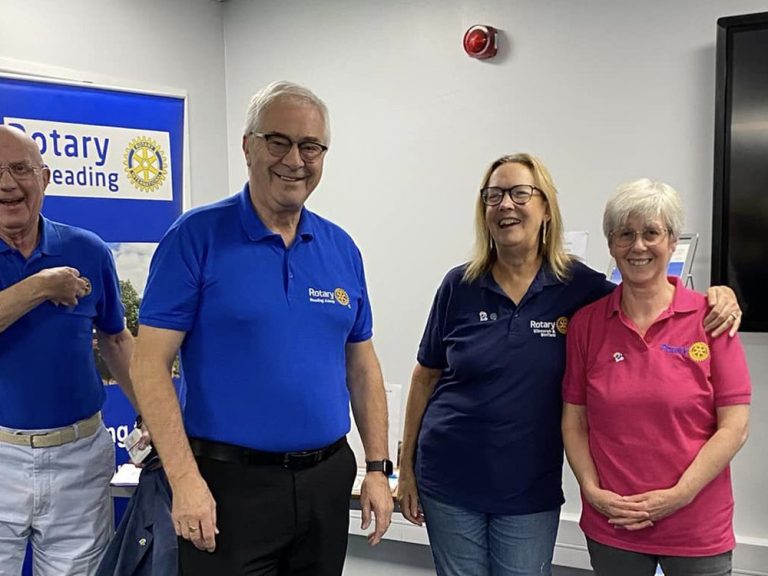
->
xmin=124 ymin=136 xmax=168 ymax=193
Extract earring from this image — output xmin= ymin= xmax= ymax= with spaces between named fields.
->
xmin=542 ymin=220 xmax=548 ymax=245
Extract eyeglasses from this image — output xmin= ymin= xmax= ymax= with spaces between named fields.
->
xmin=480 ymin=185 xmax=542 ymax=206
xmin=0 ymin=162 xmax=46 ymax=181
xmin=610 ymin=226 xmax=671 ymax=248
xmin=251 ymin=132 xmax=328 ymax=162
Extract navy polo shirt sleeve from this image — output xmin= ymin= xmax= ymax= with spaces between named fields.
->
xmin=576 ymin=262 xmax=615 ymax=305
xmin=140 ymin=220 xmax=202 ymax=332
xmin=346 ymin=245 xmax=373 ymax=343
xmin=568 ymin=260 xmax=616 ymax=309
xmin=594 ymin=277 xmax=617 ymax=302
xmin=94 ymin=243 xmax=126 ymax=335
xmin=417 ymin=268 xmax=460 ymax=369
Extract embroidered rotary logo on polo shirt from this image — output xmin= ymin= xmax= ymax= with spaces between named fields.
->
xmin=530 ymin=318 xmax=568 ymax=338
xmin=659 ymin=342 xmax=710 ymax=362
xmin=688 ymin=342 xmax=710 ymax=362
xmin=334 ymin=288 xmax=350 ymax=306
xmin=307 ymin=287 xmax=351 ymax=308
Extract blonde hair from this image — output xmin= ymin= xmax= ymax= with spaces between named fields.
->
xmin=463 ymin=153 xmax=573 ymax=283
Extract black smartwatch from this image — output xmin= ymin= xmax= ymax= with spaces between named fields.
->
xmin=366 ymin=459 xmax=394 ymax=476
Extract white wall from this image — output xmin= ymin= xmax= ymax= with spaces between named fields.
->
xmin=0 ymin=0 xmax=230 ymax=207
xmin=221 ymin=0 xmax=768 ymax=572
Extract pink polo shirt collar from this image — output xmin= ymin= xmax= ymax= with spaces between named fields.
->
xmin=607 ymin=276 xmax=699 ymax=321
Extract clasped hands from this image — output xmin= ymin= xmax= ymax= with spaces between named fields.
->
xmin=586 ymin=486 xmax=691 ymax=531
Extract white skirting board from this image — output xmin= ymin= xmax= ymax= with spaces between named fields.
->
xmin=555 ymin=512 xmax=768 ymax=575
xmin=350 ymin=510 xmax=768 ymax=575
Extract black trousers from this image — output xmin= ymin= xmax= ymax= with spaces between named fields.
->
xmin=179 ymin=440 xmax=357 ymax=576
xmin=587 ymin=537 xmax=733 ymax=576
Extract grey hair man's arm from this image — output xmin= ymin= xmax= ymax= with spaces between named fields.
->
xmin=346 ymin=339 xmax=393 ymax=545
xmin=131 ymin=324 xmax=219 ymax=552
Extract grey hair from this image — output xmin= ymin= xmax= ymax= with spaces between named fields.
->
xmin=603 ymin=178 xmax=684 ymax=240
xmin=242 ymin=81 xmax=331 ymax=144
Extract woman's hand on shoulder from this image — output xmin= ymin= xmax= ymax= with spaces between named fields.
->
xmin=704 ymin=285 xmax=742 ymax=337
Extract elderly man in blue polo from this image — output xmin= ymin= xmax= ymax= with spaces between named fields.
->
xmin=0 ymin=124 xmax=138 ymax=575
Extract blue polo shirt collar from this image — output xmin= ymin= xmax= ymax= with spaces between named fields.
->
xmin=37 ymin=216 xmax=63 ymax=256
xmin=536 ymin=262 xmax=561 ymax=287
xmin=478 ymin=260 xmax=562 ymax=299
xmin=0 ymin=215 xmax=62 ymax=256
xmin=238 ymin=184 xmax=315 ymax=243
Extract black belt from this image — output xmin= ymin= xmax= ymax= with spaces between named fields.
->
xmin=188 ymin=436 xmax=346 ymax=470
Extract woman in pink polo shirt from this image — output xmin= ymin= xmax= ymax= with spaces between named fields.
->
xmin=562 ymin=178 xmax=751 ymax=576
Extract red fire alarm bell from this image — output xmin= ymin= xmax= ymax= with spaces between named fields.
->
xmin=463 ymin=25 xmax=498 ymax=59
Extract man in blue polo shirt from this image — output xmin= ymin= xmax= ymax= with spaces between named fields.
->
xmin=0 ymin=125 xmax=138 ymax=575
xmin=132 ymin=81 xmax=393 ymax=575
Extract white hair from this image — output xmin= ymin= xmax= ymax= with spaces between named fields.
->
xmin=603 ymin=178 xmax=684 ymax=240
xmin=242 ymin=81 xmax=330 ymax=144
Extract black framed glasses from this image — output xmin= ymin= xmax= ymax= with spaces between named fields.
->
xmin=610 ymin=226 xmax=671 ymax=248
xmin=0 ymin=162 xmax=46 ymax=181
xmin=251 ymin=132 xmax=328 ymax=162
xmin=481 ymin=185 xmax=542 ymax=206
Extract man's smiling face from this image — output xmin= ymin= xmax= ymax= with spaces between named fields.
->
xmin=243 ymin=97 xmax=327 ymax=217
xmin=0 ymin=126 xmax=49 ymax=247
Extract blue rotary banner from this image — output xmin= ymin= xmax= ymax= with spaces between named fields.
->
xmin=0 ymin=75 xmax=184 ymax=241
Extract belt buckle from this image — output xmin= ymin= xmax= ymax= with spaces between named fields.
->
xmin=29 ymin=433 xmax=47 ymax=448
xmin=283 ymin=449 xmax=322 ymax=469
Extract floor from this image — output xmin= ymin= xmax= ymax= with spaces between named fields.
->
xmin=344 ymin=536 xmax=595 ymax=575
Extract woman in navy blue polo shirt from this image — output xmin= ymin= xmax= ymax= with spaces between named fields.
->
xmin=397 ymin=153 xmax=741 ymax=576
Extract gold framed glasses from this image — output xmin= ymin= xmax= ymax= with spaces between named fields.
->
xmin=610 ymin=226 xmax=671 ymax=248
xmin=0 ymin=163 xmax=46 ymax=181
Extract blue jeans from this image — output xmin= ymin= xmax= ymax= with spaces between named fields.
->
xmin=420 ymin=492 xmax=560 ymax=576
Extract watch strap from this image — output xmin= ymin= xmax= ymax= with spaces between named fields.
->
xmin=366 ymin=459 xmax=393 ymax=475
